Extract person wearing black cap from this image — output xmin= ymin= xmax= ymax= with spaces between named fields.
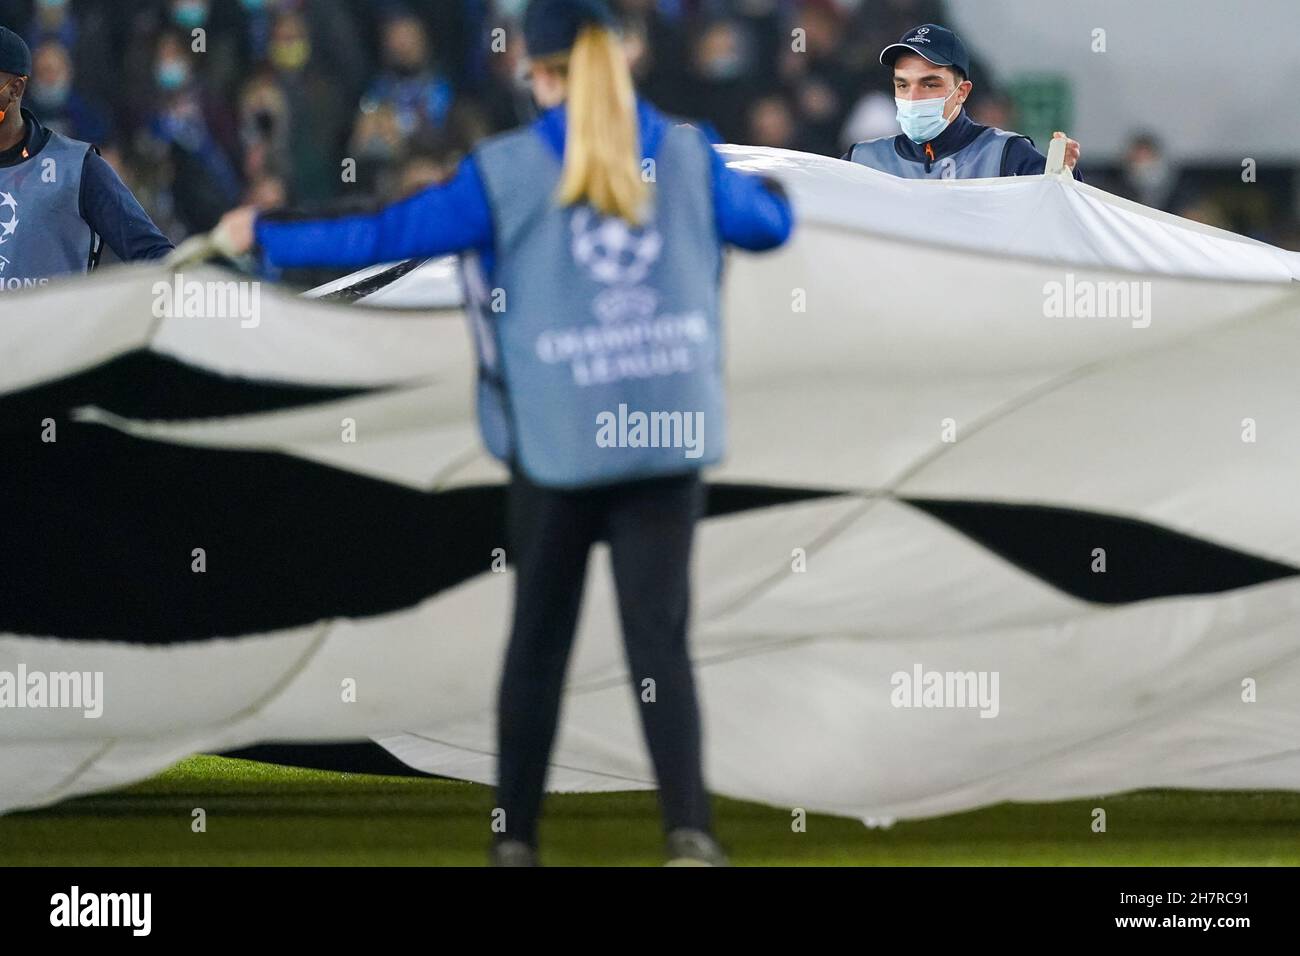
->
xmin=844 ymin=24 xmax=1082 ymax=180
xmin=214 ymin=0 xmax=793 ymax=866
xmin=0 ymin=25 xmax=172 ymax=294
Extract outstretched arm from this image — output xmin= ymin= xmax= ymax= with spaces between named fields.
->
xmin=216 ymin=157 xmax=495 ymax=268
xmin=708 ymin=144 xmax=795 ymax=251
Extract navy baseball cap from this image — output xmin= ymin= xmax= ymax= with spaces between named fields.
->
xmin=879 ymin=23 xmax=970 ymax=78
xmin=0 ymin=25 xmax=32 ymax=77
xmin=523 ymin=0 xmax=617 ymax=58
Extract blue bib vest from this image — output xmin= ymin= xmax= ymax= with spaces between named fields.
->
xmin=467 ymin=122 xmax=725 ymax=489
xmin=847 ymin=126 xmax=1022 ymax=179
xmin=0 ymin=129 xmax=96 ymax=294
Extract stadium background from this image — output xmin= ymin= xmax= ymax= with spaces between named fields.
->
xmin=4 ymin=0 xmax=1298 ymax=277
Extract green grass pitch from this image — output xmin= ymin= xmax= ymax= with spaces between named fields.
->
xmin=3 ymin=755 xmax=1299 ymax=866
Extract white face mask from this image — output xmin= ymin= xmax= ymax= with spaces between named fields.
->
xmin=895 ymin=84 xmax=961 ymax=143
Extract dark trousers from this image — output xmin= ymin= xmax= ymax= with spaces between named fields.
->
xmin=495 ymin=467 xmax=711 ymax=847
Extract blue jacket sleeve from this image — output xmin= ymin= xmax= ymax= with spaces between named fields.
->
xmin=79 ymin=150 xmax=174 ymax=262
xmin=708 ymin=144 xmax=794 ymax=251
xmin=1002 ymin=136 xmax=1084 ymax=182
xmin=254 ymin=156 xmax=495 ymax=269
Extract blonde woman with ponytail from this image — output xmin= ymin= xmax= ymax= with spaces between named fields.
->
xmin=542 ymin=23 xmax=649 ymax=224
xmin=219 ymin=0 xmax=794 ymax=867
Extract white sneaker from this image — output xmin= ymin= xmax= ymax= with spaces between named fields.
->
xmin=489 ymin=839 xmax=539 ymax=867
xmin=664 ymin=829 xmax=729 ymax=866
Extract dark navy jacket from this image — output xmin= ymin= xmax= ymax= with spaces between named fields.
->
xmin=843 ymin=109 xmax=1084 ymax=180
xmin=0 ymin=108 xmax=174 ymax=263
xmin=254 ymin=99 xmax=794 ymax=274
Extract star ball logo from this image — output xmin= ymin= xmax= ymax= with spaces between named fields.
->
xmin=570 ymin=207 xmax=662 ymax=287
xmin=0 ymin=191 xmax=17 ymax=247
xmin=570 ymin=207 xmax=665 ymax=325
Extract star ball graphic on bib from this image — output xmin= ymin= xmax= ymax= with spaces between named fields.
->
xmin=0 ymin=192 xmax=18 ymax=279
xmin=571 ymin=206 xmax=666 ymax=327
xmin=0 ymin=191 xmax=18 ymax=246
xmin=570 ymin=205 xmax=662 ymax=287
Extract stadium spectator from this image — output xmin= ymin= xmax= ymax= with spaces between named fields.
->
xmin=354 ymin=14 xmax=454 ymax=146
xmin=747 ymin=91 xmax=798 ymax=150
xmin=237 ymin=67 xmax=292 ymax=190
xmin=614 ymin=0 xmax=691 ymax=111
xmin=265 ymin=8 xmax=352 ymax=202
xmin=686 ymin=19 xmax=755 ymax=144
xmin=1112 ymin=133 xmax=1195 ymax=214
xmin=24 ymin=0 xmax=113 ymax=93
xmin=781 ymin=0 xmax=858 ymax=156
xmin=145 ymin=29 xmax=243 ymax=232
xmin=26 ymin=37 xmax=109 ymax=144
xmin=26 ymin=0 xmax=78 ymax=49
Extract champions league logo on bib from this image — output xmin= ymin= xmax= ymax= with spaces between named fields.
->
xmin=0 ymin=190 xmax=49 ymax=291
xmin=571 ymin=207 xmax=663 ymax=324
xmin=0 ymin=190 xmax=53 ymax=291
xmin=530 ymin=205 xmax=710 ymax=388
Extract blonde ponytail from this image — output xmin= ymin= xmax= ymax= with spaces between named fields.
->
xmin=545 ymin=25 xmax=648 ymax=225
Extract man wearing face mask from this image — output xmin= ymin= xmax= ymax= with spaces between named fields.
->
xmin=844 ymin=24 xmax=1082 ymax=180
xmin=0 ymin=26 xmax=172 ymax=294
xmin=1115 ymin=133 xmax=1190 ymax=213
